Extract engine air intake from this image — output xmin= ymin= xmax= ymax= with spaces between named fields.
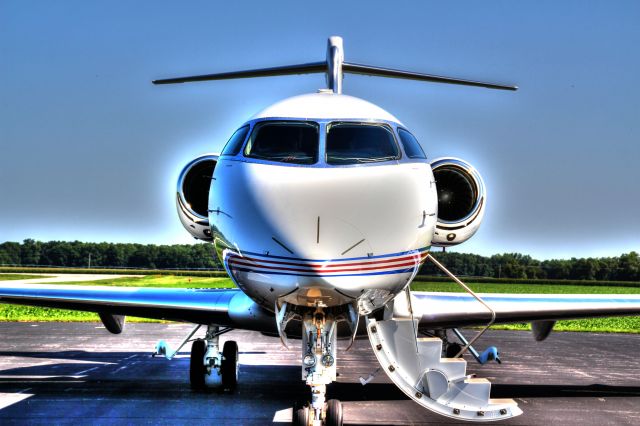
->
xmin=176 ymin=154 xmax=218 ymax=241
xmin=430 ymin=157 xmax=486 ymax=247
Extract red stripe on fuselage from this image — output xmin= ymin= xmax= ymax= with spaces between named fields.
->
xmin=227 ymin=255 xmax=427 ymax=274
xmin=230 ymin=252 xmax=427 ymax=269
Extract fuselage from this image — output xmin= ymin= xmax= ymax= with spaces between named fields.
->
xmin=208 ymin=92 xmax=438 ymax=314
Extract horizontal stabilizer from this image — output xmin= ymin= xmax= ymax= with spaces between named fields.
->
xmin=152 ymin=36 xmax=518 ymax=93
xmin=153 ymin=62 xmax=326 ymax=85
xmin=153 ymin=61 xmax=516 ymax=91
xmin=343 ymin=62 xmax=517 ymax=91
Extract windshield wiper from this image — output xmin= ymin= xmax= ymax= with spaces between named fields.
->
xmin=362 ymin=156 xmax=397 ymax=162
xmin=327 ymin=156 xmax=397 ymax=163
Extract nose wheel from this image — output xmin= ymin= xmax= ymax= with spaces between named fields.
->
xmin=293 ymin=405 xmax=310 ymax=426
xmin=325 ymin=399 xmax=343 ymax=426
xmin=293 ymin=399 xmax=342 ymax=426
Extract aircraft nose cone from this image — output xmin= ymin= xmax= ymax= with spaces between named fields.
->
xmin=210 ymin=161 xmax=436 ymax=261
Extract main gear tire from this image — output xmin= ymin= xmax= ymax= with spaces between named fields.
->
xmin=190 ymin=339 xmax=206 ymax=390
xmin=221 ymin=340 xmax=239 ymax=391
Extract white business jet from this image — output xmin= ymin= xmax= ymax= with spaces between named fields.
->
xmin=2 ymin=37 xmax=640 ymax=425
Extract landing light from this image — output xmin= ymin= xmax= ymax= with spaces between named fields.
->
xmin=321 ymin=354 xmax=334 ymax=367
xmin=303 ymin=354 xmax=316 ymax=367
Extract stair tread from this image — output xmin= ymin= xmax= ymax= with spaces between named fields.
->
xmin=488 ymin=398 xmax=519 ymax=406
xmin=416 ymin=337 xmax=441 ymax=342
xmin=440 ymin=358 xmax=466 ymax=363
xmin=465 ymin=377 xmax=490 ymax=384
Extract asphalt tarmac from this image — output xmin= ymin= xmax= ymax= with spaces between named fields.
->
xmin=0 ymin=323 xmax=638 ymax=425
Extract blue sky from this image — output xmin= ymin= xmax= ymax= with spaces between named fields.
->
xmin=1 ymin=1 xmax=639 ymax=260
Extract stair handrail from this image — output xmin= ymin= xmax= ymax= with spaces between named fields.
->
xmin=425 ymin=253 xmax=496 ymax=358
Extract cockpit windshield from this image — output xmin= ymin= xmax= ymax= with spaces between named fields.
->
xmin=220 ymin=125 xmax=250 ymax=157
xmin=244 ymin=121 xmax=319 ymax=165
xmin=326 ymin=123 xmax=400 ymax=165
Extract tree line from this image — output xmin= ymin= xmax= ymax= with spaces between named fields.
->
xmin=420 ymin=251 xmax=640 ymax=281
xmin=0 ymin=239 xmax=220 ymax=270
xmin=1 ymin=240 xmax=639 ymax=281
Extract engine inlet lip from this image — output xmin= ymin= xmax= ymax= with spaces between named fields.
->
xmin=177 ymin=154 xmax=219 ymax=220
xmin=431 ymin=158 xmax=486 ymax=225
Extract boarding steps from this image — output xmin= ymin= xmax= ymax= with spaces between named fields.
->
xmin=366 ymin=317 xmax=522 ymax=421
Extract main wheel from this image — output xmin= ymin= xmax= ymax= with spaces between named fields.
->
xmin=325 ymin=399 xmax=343 ymax=426
xmin=293 ymin=405 xmax=310 ymax=426
xmin=190 ymin=339 xmax=206 ymax=390
xmin=221 ymin=340 xmax=239 ymax=391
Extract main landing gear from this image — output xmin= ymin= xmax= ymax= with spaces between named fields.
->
xmin=189 ymin=325 xmax=238 ymax=391
xmin=153 ymin=324 xmax=238 ymax=391
xmin=292 ymin=308 xmax=343 ymax=426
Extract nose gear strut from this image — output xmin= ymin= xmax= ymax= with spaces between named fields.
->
xmin=294 ymin=308 xmax=343 ymax=426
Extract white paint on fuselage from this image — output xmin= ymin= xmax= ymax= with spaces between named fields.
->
xmin=252 ymin=92 xmax=402 ymax=123
xmin=209 ymin=92 xmax=437 ymax=313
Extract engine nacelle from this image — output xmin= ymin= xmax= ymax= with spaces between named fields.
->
xmin=430 ymin=157 xmax=486 ymax=247
xmin=176 ymin=154 xmax=218 ymax=241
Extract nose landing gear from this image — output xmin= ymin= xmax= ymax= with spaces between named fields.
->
xmin=293 ymin=309 xmax=344 ymax=426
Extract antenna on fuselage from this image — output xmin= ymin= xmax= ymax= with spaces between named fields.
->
xmin=152 ymin=36 xmax=518 ymax=93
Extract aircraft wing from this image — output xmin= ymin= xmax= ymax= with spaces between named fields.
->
xmin=413 ymin=291 xmax=640 ymax=329
xmin=0 ymin=283 xmax=276 ymax=332
xmin=3 ymin=284 xmax=640 ymax=333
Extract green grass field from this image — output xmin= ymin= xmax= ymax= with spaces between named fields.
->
xmin=54 ymin=275 xmax=235 ymax=288
xmin=0 ymin=274 xmax=50 ymax=280
xmin=1 ymin=274 xmax=639 ymax=333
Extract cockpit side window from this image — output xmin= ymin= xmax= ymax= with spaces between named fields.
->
xmin=326 ymin=123 xmax=400 ymax=165
xmin=397 ymin=128 xmax=427 ymax=159
xmin=220 ymin=125 xmax=250 ymax=157
xmin=244 ymin=121 xmax=319 ymax=165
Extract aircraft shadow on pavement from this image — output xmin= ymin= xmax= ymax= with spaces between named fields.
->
xmin=491 ymin=383 xmax=640 ymax=398
xmin=0 ymin=350 xmax=266 ymax=359
xmin=1 ymin=351 xmax=639 ymax=400
xmin=0 ymin=350 xmax=150 ymax=359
